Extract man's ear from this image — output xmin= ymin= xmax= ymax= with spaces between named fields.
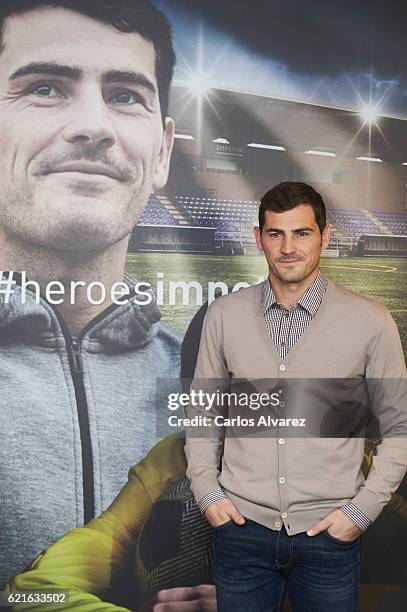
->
xmin=254 ymin=226 xmax=264 ymax=252
xmin=153 ymin=117 xmax=175 ymax=190
xmin=321 ymin=223 xmax=331 ymax=250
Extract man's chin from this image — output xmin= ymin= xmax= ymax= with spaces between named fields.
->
xmin=274 ymin=266 xmax=309 ymax=284
xmin=54 ymin=225 xmax=130 ymax=251
xmin=279 ymin=274 xmax=305 ymax=284
xmin=21 ymin=220 xmax=130 ymax=252
xmin=274 ymin=262 xmax=301 ymax=277
xmin=43 ymin=189 xmax=122 ymax=209
xmin=30 ymin=193 xmax=134 ymax=249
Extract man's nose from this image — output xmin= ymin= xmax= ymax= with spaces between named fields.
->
xmin=280 ymin=235 xmax=296 ymax=254
xmin=62 ymin=89 xmax=118 ymax=148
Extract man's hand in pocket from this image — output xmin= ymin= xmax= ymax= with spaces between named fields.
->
xmin=204 ymin=499 xmax=245 ymax=527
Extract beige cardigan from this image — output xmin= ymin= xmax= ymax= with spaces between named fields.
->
xmin=185 ymin=279 xmax=407 ymax=535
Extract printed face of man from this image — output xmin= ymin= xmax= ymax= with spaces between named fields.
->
xmin=0 ymin=7 xmax=174 ymax=251
xmin=254 ymin=204 xmax=330 ymax=284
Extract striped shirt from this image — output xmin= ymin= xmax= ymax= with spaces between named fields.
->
xmin=198 ymin=272 xmax=372 ymax=533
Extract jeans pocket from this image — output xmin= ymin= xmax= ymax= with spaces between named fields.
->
xmin=324 ymin=530 xmax=360 ymax=546
xmin=212 ymin=519 xmax=234 ymax=531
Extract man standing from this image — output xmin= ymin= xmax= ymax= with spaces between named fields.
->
xmin=0 ymin=0 xmax=181 ymax=587
xmin=185 ymin=182 xmax=407 ymax=611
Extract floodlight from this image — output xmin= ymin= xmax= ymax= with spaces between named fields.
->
xmin=360 ymin=104 xmax=379 ymax=125
xmin=188 ymin=72 xmax=212 ymax=98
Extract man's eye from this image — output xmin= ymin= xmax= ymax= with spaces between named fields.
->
xmin=296 ymin=232 xmax=309 ymax=238
xmin=268 ymin=233 xmax=280 ymax=239
xmin=30 ymin=84 xmax=64 ymax=98
xmin=108 ymin=90 xmax=143 ymax=105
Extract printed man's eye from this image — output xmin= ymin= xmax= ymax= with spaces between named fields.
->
xmin=30 ymin=84 xmax=64 ymax=98
xmin=108 ymin=90 xmax=143 ymax=105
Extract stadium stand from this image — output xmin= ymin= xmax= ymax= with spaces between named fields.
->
xmin=138 ymin=194 xmax=180 ymax=226
xmin=133 ymin=195 xmax=407 ymax=254
xmin=372 ymin=211 xmax=407 ymax=236
xmin=327 ymin=207 xmax=383 ymax=237
xmin=175 ymin=195 xmax=258 ymax=227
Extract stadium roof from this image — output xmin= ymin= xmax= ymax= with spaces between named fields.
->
xmin=169 ymin=85 xmax=407 ymax=164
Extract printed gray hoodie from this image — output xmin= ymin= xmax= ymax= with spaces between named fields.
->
xmin=0 ymin=274 xmax=181 ymax=586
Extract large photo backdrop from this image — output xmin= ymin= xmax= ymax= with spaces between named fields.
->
xmin=1 ymin=1 xmax=406 ymax=610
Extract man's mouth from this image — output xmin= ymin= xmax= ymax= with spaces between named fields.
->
xmin=42 ymin=162 xmax=123 ymax=181
xmin=278 ymin=259 xmax=303 ymax=264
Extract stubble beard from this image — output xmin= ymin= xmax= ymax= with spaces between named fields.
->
xmin=271 ymin=257 xmax=319 ymax=285
xmin=0 ymin=175 xmax=148 ymax=254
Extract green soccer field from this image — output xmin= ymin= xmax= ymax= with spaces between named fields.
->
xmin=125 ymin=253 xmax=407 ymax=358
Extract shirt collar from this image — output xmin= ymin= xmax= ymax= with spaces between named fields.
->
xmin=261 ymin=271 xmax=327 ymax=317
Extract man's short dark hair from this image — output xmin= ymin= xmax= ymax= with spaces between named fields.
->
xmin=0 ymin=0 xmax=175 ymax=121
xmin=259 ymin=181 xmax=327 ymax=234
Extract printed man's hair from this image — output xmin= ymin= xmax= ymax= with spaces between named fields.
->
xmin=0 ymin=0 xmax=175 ymax=120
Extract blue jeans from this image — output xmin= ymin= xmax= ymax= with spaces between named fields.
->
xmin=212 ymin=518 xmax=361 ymax=612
